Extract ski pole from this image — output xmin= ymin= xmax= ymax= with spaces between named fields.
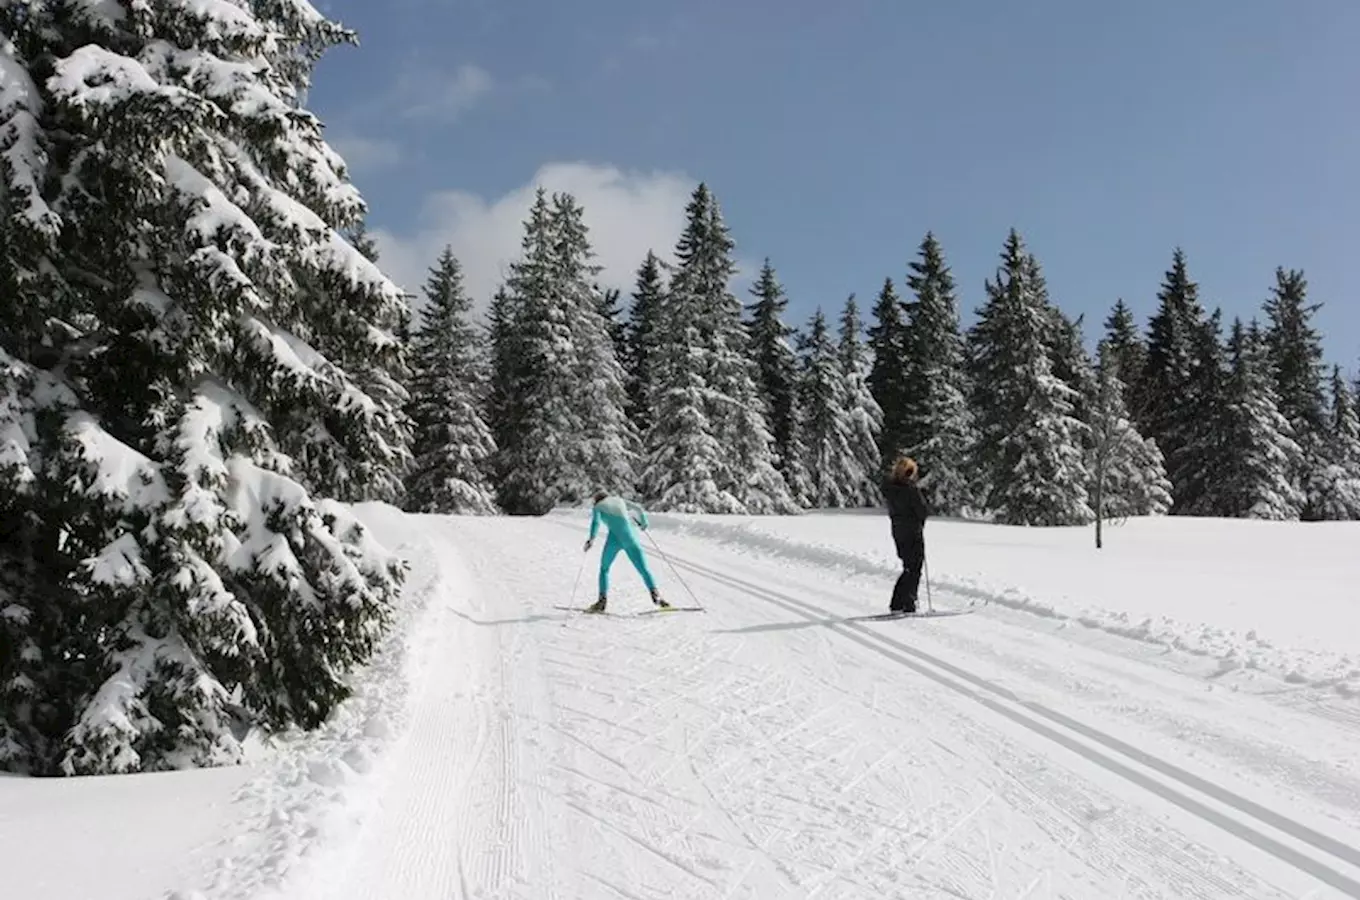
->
xmin=923 ymin=550 xmax=933 ymax=613
xmin=644 ymin=530 xmax=703 ymax=610
xmin=568 ymin=549 xmax=588 ymax=608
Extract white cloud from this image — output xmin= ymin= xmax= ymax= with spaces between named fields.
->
xmin=372 ymin=162 xmax=708 ymax=317
xmin=329 ymin=134 xmax=403 ymax=174
xmin=399 ymin=63 xmax=494 ymax=123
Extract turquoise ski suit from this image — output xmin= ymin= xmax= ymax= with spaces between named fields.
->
xmin=587 ymin=496 xmax=658 ymax=596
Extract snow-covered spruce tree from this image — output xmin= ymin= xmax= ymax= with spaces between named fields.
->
xmin=597 ymin=286 xmax=628 ymax=370
xmin=0 ymin=12 xmax=64 ymax=771
xmin=641 ymin=183 xmax=793 ymax=513
xmin=1089 ymin=340 xmax=1172 ymax=547
xmin=1263 ymin=267 xmax=1327 ymax=436
xmin=0 ymin=353 xmax=56 ymax=772
xmin=1309 ymin=367 xmax=1360 ymax=519
xmin=486 ymin=285 xmax=518 ymax=482
xmin=1043 ymin=305 xmax=1098 ymax=427
xmin=1133 ymin=248 xmax=1221 ymax=513
xmin=901 ymin=232 xmax=979 ymax=516
xmin=837 ymin=294 xmax=884 ymax=506
xmin=490 ymin=190 xmax=572 ymax=514
xmin=639 ymin=322 xmax=736 ymax=512
xmin=798 ymin=310 xmax=860 ymax=507
xmin=493 ymin=189 xmax=634 ymax=512
xmin=1262 ymin=267 xmax=1330 ymax=518
xmin=622 ymin=251 xmax=665 ymax=432
xmin=867 ymin=276 xmax=910 ymax=468
xmin=700 ymin=193 xmax=795 ymax=513
xmin=1133 ymin=249 xmax=1199 ymax=434
xmin=746 ymin=258 xmax=811 ymax=505
xmin=0 ymin=2 xmax=408 ymax=775
xmin=551 ymin=192 xmax=637 ymax=498
xmin=347 ymin=222 xmax=416 ymax=380
xmin=1171 ymin=309 xmax=1233 ymax=516
xmin=968 ymin=230 xmax=1092 ymax=525
xmin=1026 ymin=247 xmax=1099 ymax=436
xmin=1203 ymin=320 xmax=1305 ymax=519
xmin=1102 ymin=299 xmax=1147 ymax=416
xmin=639 ymin=192 xmax=737 ymax=512
xmin=404 ymin=247 xmax=498 ymax=514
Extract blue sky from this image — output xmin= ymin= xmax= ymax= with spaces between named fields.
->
xmin=308 ymin=0 xmax=1360 ymax=371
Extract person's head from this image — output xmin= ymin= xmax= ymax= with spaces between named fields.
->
xmin=592 ymin=491 xmax=608 ymax=505
xmin=891 ymin=456 xmax=918 ymax=484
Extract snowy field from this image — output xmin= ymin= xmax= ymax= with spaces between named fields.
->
xmin=4 ymin=505 xmax=1360 ymax=899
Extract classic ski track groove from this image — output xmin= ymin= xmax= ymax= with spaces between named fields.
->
xmin=885 ymin=590 xmax=1360 ymax=824
xmin=326 ymin=541 xmax=559 ymax=900
xmin=662 ymin=549 xmax=1360 ymax=898
xmin=691 ymin=538 xmax=1360 ymax=829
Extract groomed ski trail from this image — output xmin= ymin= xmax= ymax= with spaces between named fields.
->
xmin=307 ymin=513 xmax=1360 ymax=899
xmin=630 ymin=520 xmax=1360 ymax=849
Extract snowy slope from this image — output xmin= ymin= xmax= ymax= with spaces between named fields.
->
xmin=5 ymin=507 xmax=1360 ymax=899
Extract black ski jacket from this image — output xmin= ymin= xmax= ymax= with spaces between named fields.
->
xmin=883 ymin=478 xmax=928 ymax=533
xmin=884 ymin=478 xmax=928 ymax=561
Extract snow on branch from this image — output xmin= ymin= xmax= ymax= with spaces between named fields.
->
xmin=49 ymin=45 xmax=203 ymax=116
xmin=224 ymin=145 xmax=395 ymax=296
xmin=83 ymin=532 xmax=151 ymax=589
xmin=156 ymin=0 xmax=270 ymax=49
xmin=66 ymin=0 xmax=130 ymax=36
xmin=239 ymin=315 xmax=336 ymax=396
xmin=223 ymin=454 xmax=400 ymax=612
xmin=61 ymin=624 xmax=237 ymax=775
xmin=163 ymin=154 xmax=282 ymax=316
xmin=0 ymin=44 xmax=61 ymax=243
xmin=62 ymin=411 xmax=171 ymax=513
xmin=0 ymin=351 xmax=39 ymax=492
xmin=166 ymin=154 xmax=272 ymax=256
xmin=2 ymin=351 xmax=80 ymax=504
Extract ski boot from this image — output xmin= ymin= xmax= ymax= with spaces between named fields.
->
xmin=586 ymin=595 xmax=607 ymax=614
xmin=650 ymin=588 xmax=671 ymax=609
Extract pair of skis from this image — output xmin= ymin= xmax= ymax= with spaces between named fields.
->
xmin=553 ymin=605 xmax=974 ymax=620
xmin=850 ymin=607 xmax=977 ymax=621
xmin=553 ymin=605 xmax=704 ymax=617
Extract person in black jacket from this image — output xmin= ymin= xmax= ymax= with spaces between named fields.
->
xmin=883 ymin=455 xmax=928 ymax=613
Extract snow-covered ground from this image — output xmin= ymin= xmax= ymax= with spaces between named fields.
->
xmin=4 ymin=506 xmax=1360 ymax=899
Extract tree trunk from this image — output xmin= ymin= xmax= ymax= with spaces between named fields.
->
xmin=1094 ymin=446 xmax=1105 ymax=549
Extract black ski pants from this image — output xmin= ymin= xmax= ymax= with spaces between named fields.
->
xmin=891 ymin=524 xmax=924 ymax=612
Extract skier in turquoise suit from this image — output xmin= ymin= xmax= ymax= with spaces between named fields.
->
xmin=583 ymin=491 xmax=668 ymax=613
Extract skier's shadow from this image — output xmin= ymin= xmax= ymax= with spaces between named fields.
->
xmin=714 ymin=610 xmax=971 ymax=635
xmin=447 ymin=607 xmax=570 ymax=627
xmin=712 ymin=617 xmax=855 ymax=635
